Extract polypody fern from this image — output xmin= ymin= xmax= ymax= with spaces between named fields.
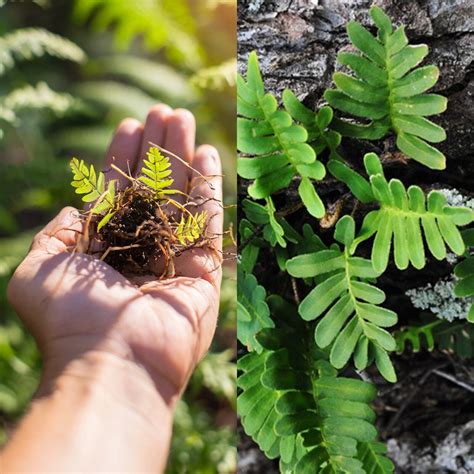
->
xmin=237 ymin=52 xmax=326 ymax=218
xmin=287 ymin=215 xmax=398 ymax=382
xmin=325 ymin=6 xmax=447 ymax=169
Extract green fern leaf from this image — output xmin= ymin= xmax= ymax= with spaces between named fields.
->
xmin=242 ymin=198 xmax=287 ymax=248
xmin=237 ymin=265 xmax=274 ymax=353
xmin=237 ymin=52 xmax=326 ymax=218
xmin=325 ymin=6 xmax=447 ymax=170
xmin=396 ymin=318 xmax=474 ymax=358
xmin=138 ymin=146 xmax=178 ymax=199
xmin=70 ymin=157 xmax=116 ymax=218
xmin=454 ymin=229 xmax=474 ymax=322
xmin=351 ymin=154 xmax=474 ymax=273
xmin=287 ymin=215 xmax=398 ymax=382
xmin=238 ymin=298 xmax=391 ymax=472
xmin=0 ymin=27 xmax=85 ymax=75
xmin=175 ymin=211 xmax=207 ymax=245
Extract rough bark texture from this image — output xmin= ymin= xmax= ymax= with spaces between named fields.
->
xmin=238 ymin=0 xmax=473 ymax=166
xmin=238 ymin=1 xmax=474 ymax=472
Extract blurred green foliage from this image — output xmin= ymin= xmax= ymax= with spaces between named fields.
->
xmin=0 ymin=1 xmax=236 ymax=472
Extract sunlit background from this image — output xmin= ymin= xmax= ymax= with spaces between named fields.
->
xmin=0 ymin=1 xmax=236 ymax=472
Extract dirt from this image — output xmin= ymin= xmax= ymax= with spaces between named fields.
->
xmin=98 ymin=192 xmax=175 ymax=275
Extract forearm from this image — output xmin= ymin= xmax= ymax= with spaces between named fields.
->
xmin=1 ymin=351 xmax=174 ymax=473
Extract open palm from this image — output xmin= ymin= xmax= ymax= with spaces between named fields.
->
xmin=7 ymin=105 xmax=223 ymax=405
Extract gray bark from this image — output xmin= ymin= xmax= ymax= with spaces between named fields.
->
xmin=238 ymin=0 xmax=473 ymax=164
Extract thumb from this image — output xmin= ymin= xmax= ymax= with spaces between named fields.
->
xmin=31 ymin=207 xmax=83 ymax=254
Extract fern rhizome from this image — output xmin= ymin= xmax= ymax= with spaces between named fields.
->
xmin=70 ymin=146 xmax=208 ymax=277
xmin=238 ymin=6 xmax=474 ymax=473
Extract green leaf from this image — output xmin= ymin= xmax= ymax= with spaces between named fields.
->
xmin=326 ymin=8 xmax=446 ymax=169
xmin=298 ymin=177 xmax=325 ymax=218
xmin=238 ymin=52 xmax=325 ymax=214
xmin=353 ymin=154 xmax=466 ymax=271
xmin=335 ymin=215 xmax=355 ymax=247
xmin=138 ymin=146 xmax=178 ymax=198
xmin=347 ymin=21 xmax=385 ymax=66
xmin=327 ymin=160 xmax=375 ymax=203
xmin=237 ymin=269 xmax=274 ymax=352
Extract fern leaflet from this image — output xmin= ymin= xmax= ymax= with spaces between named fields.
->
xmin=325 ymin=6 xmax=447 ymax=169
xmin=287 ymin=215 xmax=398 ymax=382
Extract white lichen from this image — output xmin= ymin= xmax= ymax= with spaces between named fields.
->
xmin=246 ymin=0 xmax=265 ymax=14
xmin=406 ymin=276 xmax=473 ymax=322
xmin=437 ymin=188 xmax=474 ymax=210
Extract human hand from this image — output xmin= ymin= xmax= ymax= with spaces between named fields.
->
xmin=7 ymin=105 xmax=223 ymax=408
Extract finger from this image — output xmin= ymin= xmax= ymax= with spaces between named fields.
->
xmin=32 ymin=207 xmax=83 ymax=253
xmin=189 ymin=144 xmax=223 ymax=250
xmin=172 ymin=145 xmax=223 ymax=285
xmin=163 ymin=109 xmax=196 ymax=199
xmin=104 ymin=118 xmax=143 ymax=189
xmin=138 ymin=104 xmax=173 ymax=174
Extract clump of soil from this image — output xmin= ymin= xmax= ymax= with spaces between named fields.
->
xmin=81 ymin=186 xmax=206 ymax=278
xmin=99 ymin=191 xmax=174 ymax=275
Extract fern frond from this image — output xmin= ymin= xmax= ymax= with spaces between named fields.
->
xmin=454 ymin=229 xmax=474 ymax=321
xmin=0 ymin=28 xmax=86 ymax=75
xmin=351 ymin=153 xmax=474 ymax=273
xmin=72 ymin=0 xmax=203 ymax=70
xmin=138 ymin=147 xmax=178 ymax=199
xmin=396 ymin=318 xmax=474 ymax=358
xmin=175 ymin=211 xmax=207 ymax=245
xmin=237 ymin=52 xmax=326 ymax=218
xmin=242 ymin=198 xmax=288 ymax=248
xmin=238 ymin=297 xmax=392 ymax=472
xmin=191 ymin=58 xmax=236 ymax=91
xmin=1 ymin=82 xmax=81 ymax=123
xmin=287 ymin=215 xmax=398 ymax=382
xmin=237 ymin=264 xmax=274 ymax=353
xmin=325 ymin=6 xmax=447 ymax=169
xmin=70 ymin=158 xmax=116 ymax=220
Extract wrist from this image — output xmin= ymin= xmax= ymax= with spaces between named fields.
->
xmin=38 ymin=350 xmax=175 ymax=433
xmin=5 ymin=351 xmax=175 ymax=472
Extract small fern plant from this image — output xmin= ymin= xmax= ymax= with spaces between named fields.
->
xmin=237 ymin=52 xmax=327 ymax=218
xmin=325 ymin=6 xmax=447 ymax=170
xmin=70 ymin=146 xmax=207 ymax=257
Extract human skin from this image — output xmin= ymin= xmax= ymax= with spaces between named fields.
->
xmin=0 ymin=105 xmax=223 ymax=473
